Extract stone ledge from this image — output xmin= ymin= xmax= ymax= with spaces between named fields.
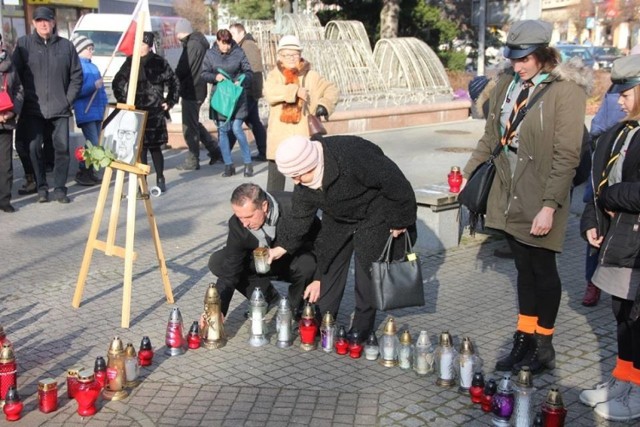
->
xmin=166 ymin=99 xmax=471 ymax=150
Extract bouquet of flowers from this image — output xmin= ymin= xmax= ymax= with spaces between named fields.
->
xmin=75 ymin=142 xmax=115 ymax=171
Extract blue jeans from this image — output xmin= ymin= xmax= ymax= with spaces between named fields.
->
xmin=79 ymin=121 xmax=102 ymax=169
xmin=217 ymin=119 xmax=251 ymax=165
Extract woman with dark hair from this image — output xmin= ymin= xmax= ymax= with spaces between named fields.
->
xmin=113 ymin=31 xmax=179 ymax=193
xmin=201 ymin=28 xmax=253 ymax=177
xmin=462 ymin=20 xmax=592 ymax=375
xmin=0 ymin=34 xmax=22 ymax=212
xmin=579 ymin=55 xmax=640 ymax=421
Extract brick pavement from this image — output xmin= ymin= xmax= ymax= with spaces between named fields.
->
xmin=0 ymin=120 xmax=630 ymax=426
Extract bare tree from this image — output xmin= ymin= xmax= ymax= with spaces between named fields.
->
xmin=380 ymin=0 xmax=400 ymax=39
xmin=173 ymin=0 xmax=210 ymax=33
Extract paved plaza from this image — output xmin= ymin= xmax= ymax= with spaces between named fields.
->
xmin=0 ymin=118 xmax=630 ymax=426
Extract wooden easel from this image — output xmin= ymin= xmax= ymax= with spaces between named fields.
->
xmin=71 ymin=11 xmax=174 ymax=328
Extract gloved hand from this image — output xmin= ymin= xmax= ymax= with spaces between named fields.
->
xmin=315 ymin=105 xmax=329 ymax=120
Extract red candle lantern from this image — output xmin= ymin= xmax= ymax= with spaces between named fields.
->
xmin=335 ymin=325 xmax=348 ymax=355
xmin=0 ymin=344 xmax=17 ymax=405
xmin=348 ymin=330 xmax=363 ymax=359
xmin=38 ymin=378 xmax=58 ymax=413
xmin=94 ymin=357 xmax=107 ymax=389
xmin=66 ymin=366 xmax=84 ymax=399
xmin=187 ymin=321 xmax=201 ymax=349
xmin=0 ymin=325 xmax=11 ymax=348
xmin=541 ymin=387 xmax=567 ymax=427
xmin=165 ymin=308 xmax=186 ymax=356
xmin=469 ymin=372 xmax=485 ymax=404
xmin=2 ymin=386 xmax=22 ymax=421
xmin=481 ymin=379 xmax=497 ymax=413
xmin=298 ymin=302 xmax=318 ymax=351
xmin=75 ymin=370 xmax=102 ymax=416
xmin=448 ymin=166 xmax=463 ymax=193
xmin=138 ymin=336 xmax=154 ymax=367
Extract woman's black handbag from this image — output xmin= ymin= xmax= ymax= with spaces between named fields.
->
xmin=371 ymin=233 xmax=424 ymax=311
xmin=458 ymin=142 xmax=501 ymax=216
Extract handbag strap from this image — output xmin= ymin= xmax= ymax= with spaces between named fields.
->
xmin=378 ymin=233 xmax=414 ymax=263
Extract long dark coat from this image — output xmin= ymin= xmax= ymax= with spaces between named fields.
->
xmin=200 ymin=40 xmax=252 ymax=121
xmin=278 ymin=135 xmax=417 ymax=275
xmin=113 ymin=52 xmax=179 ymax=148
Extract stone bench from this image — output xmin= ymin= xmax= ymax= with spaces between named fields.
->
xmin=413 ymin=184 xmax=460 ymax=253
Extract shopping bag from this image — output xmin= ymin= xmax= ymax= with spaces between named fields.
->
xmin=210 ymin=69 xmax=245 ymax=123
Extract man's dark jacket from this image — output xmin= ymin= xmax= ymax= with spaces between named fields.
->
xmin=12 ymin=33 xmax=82 ymax=118
xmin=175 ymin=31 xmax=210 ymax=103
xmin=218 ymin=191 xmax=320 ymax=291
xmin=279 ymin=135 xmax=417 ymax=275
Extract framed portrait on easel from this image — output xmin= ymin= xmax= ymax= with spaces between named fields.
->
xmin=99 ymin=106 xmax=147 ymax=165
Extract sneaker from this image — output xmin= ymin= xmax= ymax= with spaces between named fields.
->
xmin=580 ymin=377 xmax=631 ymax=407
xmin=18 ymin=175 xmax=36 ymax=195
xmin=594 ymin=384 xmax=640 ymax=421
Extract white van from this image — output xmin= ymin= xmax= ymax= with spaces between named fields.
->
xmin=71 ymin=13 xmax=184 ymax=101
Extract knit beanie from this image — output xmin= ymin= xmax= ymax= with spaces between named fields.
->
xmin=276 ymin=135 xmax=320 ymax=177
xmin=143 ymin=31 xmax=155 ymax=47
xmin=175 ymin=19 xmax=193 ymax=38
xmin=72 ymin=35 xmax=94 ymax=54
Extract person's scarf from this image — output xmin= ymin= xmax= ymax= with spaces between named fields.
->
xmin=278 ymin=59 xmax=310 ymax=124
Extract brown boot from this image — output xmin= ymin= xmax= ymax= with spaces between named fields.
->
xmin=582 ymin=282 xmax=601 ymax=307
xmin=18 ymin=174 xmax=36 ymax=195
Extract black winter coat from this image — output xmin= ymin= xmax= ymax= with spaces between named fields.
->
xmin=279 ymin=135 xmax=417 ymax=275
xmin=218 ymin=191 xmax=320 ymax=291
xmin=12 ymin=33 xmax=82 ymax=118
xmin=175 ymin=32 xmax=210 ymax=103
xmin=113 ymin=53 xmax=179 ymax=147
xmin=201 ymin=40 xmax=252 ymax=121
xmin=581 ymin=121 xmax=640 ymax=268
xmin=0 ymin=51 xmax=23 ymax=131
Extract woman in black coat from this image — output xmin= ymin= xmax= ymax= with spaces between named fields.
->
xmin=0 ymin=38 xmax=23 ymax=213
xmin=270 ymin=135 xmax=417 ymax=340
xmin=113 ymin=32 xmax=179 ymax=192
xmin=201 ymin=29 xmax=253 ymax=178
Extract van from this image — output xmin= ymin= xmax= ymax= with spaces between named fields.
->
xmin=71 ymin=13 xmax=184 ymax=101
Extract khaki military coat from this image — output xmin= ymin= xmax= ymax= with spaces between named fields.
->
xmin=463 ymin=59 xmax=592 ymax=252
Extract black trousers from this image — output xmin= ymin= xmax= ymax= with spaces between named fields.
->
xmin=16 ymin=116 xmax=70 ymax=191
xmin=507 ymin=235 xmax=562 ymax=330
xmin=267 ymin=160 xmax=286 ymax=192
xmin=316 ymin=227 xmax=410 ymax=337
xmin=613 ymin=296 xmax=640 ymax=369
xmin=0 ymin=130 xmax=12 ymax=207
xmin=181 ymin=99 xmax=218 ymax=160
xmin=208 ymin=247 xmax=316 ymax=316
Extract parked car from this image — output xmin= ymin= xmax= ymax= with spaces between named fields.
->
xmin=591 ymin=46 xmax=622 ymax=71
xmin=555 ymin=44 xmax=598 ymax=70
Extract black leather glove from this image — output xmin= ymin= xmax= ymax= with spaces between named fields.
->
xmin=315 ymin=105 xmax=329 ymax=120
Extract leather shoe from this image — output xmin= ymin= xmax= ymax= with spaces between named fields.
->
xmin=582 ymin=282 xmax=601 ymax=307
xmin=0 ymin=204 xmax=15 ymax=213
xmin=252 ymin=154 xmax=267 ymax=162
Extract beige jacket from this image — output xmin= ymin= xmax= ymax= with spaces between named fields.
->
xmin=263 ymin=60 xmax=339 ymax=159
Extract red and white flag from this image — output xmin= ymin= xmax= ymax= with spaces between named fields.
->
xmin=116 ymin=0 xmax=152 ymax=56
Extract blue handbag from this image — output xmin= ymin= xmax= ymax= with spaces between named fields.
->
xmin=210 ymin=68 xmax=245 ymax=124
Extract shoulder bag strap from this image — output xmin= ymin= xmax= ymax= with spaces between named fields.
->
xmin=488 ymin=82 xmax=554 ymax=158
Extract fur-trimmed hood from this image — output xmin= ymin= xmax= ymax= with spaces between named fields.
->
xmin=474 ymin=57 xmax=594 ymax=118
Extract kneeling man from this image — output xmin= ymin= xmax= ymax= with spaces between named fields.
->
xmin=208 ymin=183 xmax=320 ymax=318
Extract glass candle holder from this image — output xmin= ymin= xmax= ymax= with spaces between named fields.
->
xmin=253 ymin=247 xmax=270 ymax=274
xmin=75 ymin=370 xmax=101 ymax=416
xmin=66 ymin=366 xmax=84 ymax=399
xmin=38 ymin=378 xmax=58 ymax=413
